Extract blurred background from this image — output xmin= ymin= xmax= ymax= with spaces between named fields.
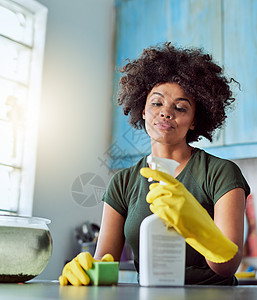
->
xmin=0 ymin=0 xmax=256 ymax=280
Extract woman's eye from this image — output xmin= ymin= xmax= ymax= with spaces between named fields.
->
xmin=152 ymin=102 xmax=162 ymax=106
xmin=175 ymin=106 xmax=187 ymax=112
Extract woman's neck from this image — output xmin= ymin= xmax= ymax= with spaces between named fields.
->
xmin=150 ymin=142 xmax=194 ymax=176
xmin=151 ymin=142 xmax=193 ymax=163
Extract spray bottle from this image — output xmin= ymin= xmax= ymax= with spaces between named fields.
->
xmin=139 ymin=156 xmax=186 ymax=286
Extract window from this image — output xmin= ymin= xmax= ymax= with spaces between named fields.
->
xmin=0 ymin=0 xmax=47 ymax=216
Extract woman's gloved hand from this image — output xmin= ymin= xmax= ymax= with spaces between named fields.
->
xmin=140 ymin=167 xmax=238 ymax=263
xmin=59 ymin=252 xmax=114 ymax=286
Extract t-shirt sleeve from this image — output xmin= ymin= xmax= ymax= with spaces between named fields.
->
xmin=102 ymin=170 xmax=128 ymax=218
xmin=208 ymin=159 xmax=250 ymax=204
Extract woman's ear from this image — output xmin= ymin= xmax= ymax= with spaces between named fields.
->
xmin=142 ymin=109 xmax=146 ymax=120
xmin=190 ymin=119 xmax=196 ymax=130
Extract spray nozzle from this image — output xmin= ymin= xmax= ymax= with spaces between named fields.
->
xmin=147 ymin=156 xmax=179 ymax=184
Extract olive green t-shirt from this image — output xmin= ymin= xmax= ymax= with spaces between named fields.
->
xmin=102 ymin=148 xmax=250 ymax=285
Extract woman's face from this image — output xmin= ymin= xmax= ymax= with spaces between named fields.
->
xmin=142 ymin=82 xmax=196 ymax=146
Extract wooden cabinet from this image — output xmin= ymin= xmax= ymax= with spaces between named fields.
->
xmin=111 ymin=0 xmax=257 ymax=168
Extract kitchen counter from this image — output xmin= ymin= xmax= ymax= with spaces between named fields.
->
xmin=0 ymin=280 xmax=257 ymax=300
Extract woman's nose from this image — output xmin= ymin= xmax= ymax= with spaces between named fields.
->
xmin=160 ymin=109 xmax=174 ymax=119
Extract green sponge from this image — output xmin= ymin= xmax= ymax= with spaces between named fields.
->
xmin=85 ymin=262 xmax=119 ymax=286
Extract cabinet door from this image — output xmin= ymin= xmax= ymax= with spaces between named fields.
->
xmin=205 ymin=0 xmax=257 ymax=159
xmin=223 ymin=0 xmax=257 ymax=145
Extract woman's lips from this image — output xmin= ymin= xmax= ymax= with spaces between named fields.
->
xmin=155 ymin=122 xmax=174 ymax=130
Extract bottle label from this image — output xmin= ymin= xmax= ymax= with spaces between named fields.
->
xmin=149 ymin=231 xmax=185 ymax=285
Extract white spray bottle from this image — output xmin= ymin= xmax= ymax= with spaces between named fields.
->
xmin=139 ymin=156 xmax=186 ymax=286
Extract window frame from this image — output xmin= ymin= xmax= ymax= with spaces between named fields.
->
xmin=0 ymin=0 xmax=48 ymax=216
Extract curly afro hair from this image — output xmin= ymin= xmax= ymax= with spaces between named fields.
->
xmin=117 ymin=42 xmax=236 ymax=143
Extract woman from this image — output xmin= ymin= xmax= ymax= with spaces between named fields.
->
xmin=60 ymin=43 xmax=250 ymax=285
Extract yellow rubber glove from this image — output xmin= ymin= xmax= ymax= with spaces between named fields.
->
xmin=140 ymin=167 xmax=238 ymax=263
xmin=59 ymin=252 xmax=114 ymax=286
